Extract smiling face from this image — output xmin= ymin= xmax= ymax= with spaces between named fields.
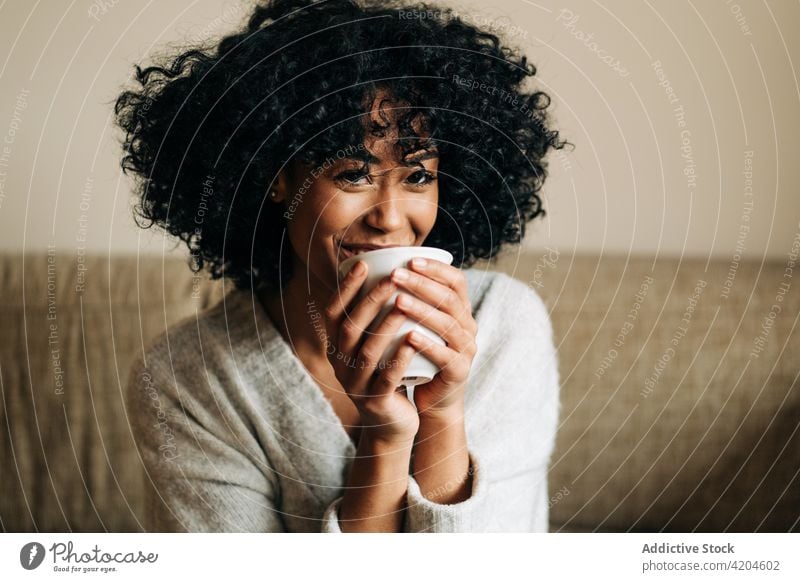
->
xmin=271 ymin=96 xmax=440 ymax=296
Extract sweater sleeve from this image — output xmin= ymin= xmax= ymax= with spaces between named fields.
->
xmin=126 ymin=354 xmax=285 ymax=532
xmin=320 ymin=497 xmax=346 ymax=532
xmin=317 ymin=448 xmax=489 ymax=532
xmin=403 ymin=448 xmax=490 ymax=532
xmin=318 ymin=447 xmax=553 ymax=533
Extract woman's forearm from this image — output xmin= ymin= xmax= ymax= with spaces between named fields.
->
xmin=412 ymin=408 xmax=472 ymax=505
xmin=338 ymin=431 xmax=414 ymax=532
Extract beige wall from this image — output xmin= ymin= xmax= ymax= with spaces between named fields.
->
xmin=0 ymin=0 xmax=797 ymax=259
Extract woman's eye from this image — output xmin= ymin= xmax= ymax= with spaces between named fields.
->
xmin=334 ymin=170 xmax=371 ymax=186
xmin=406 ymin=170 xmax=438 ymax=187
xmin=333 ymin=168 xmax=437 ymax=188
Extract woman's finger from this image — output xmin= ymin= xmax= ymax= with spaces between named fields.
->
xmin=352 ymin=307 xmax=408 ymax=392
xmin=406 ymin=331 xmax=471 ymax=384
xmin=394 ymin=292 xmax=473 ymax=353
xmin=337 ymin=275 xmax=397 ymax=357
xmin=370 ymin=336 xmax=419 ymax=397
xmin=390 ymin=265 xmax=472 ymax=326
xmin=407 ymin=258 xmax=471 ymax=307
xmin=324 ymin=260 xmax=367 ymax=324
xmin=323 ymin=261 xmax=368 ymax=362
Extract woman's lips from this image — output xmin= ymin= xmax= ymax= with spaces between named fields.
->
xmin=339 ymin=246 xmax=354 ymax=261
xmin=339 ymin=245 xmax=373 ymax=260
xmin=338 ymin=244 xmax=398 ymax=260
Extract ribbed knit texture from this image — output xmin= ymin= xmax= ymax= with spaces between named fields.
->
xmin=126 ymin=268 xmax=560 ymax=532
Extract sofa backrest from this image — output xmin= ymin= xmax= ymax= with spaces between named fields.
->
xmin=491 ymin=250 xmax=798 ymax=532
xmin=1 ymin=251 xmax=797 ymax=532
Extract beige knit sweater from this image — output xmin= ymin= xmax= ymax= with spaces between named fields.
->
xmin=125 ymin=268 xmax=560 ymax=532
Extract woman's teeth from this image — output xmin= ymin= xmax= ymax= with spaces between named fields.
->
xmin=342 ymin=246 xmax=369 ymax=256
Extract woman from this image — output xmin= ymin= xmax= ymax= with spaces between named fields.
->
xmin=119 ymin=0 xmax=564 ymax=532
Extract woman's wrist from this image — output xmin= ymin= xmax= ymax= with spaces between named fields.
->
xmin=412 ymin=406 xmax=472 ymax=505
xmin=417 ymin=402 xmax=465 ymax=427
xmin=413 ymin=381 xmax=467 ymax=422
xmin=356 ymin=408 xmax=419 ymax=447
xmin=360 ymin=428 xmax=416 ymax=450
xmin=338 ymin=428 xmax=414 ymax=532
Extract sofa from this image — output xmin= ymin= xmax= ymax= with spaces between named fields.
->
xmin=1 ymin=250 xmax=797 ymax=532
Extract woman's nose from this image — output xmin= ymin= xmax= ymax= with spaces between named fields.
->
xmin=363 ymin=187 xmax=407 ymax=233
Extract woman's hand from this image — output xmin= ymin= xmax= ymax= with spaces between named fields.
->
xmin=323 ymin=261 xmax=421 ymax=444
xmin=390 ymin=258 xmax=478 ymax=419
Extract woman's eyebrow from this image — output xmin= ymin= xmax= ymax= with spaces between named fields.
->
xmin=343 ymin=150 xmax=439 ymax=166
xmin=401 ymin=150 xmax=439 ymax=165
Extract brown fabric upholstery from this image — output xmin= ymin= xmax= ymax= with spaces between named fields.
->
xmin=1 ymin=251 xmax=797 ymax=532
xmin=0 ymin=253 xmax=226 ymax=532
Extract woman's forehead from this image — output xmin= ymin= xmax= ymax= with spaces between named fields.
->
xmin=350 ymin=139 xmax=439 ymax=165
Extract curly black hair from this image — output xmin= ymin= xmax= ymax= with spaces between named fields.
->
xmin=114 ymin=0 xmax=567 ymax=292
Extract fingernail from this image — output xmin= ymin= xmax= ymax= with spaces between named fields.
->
xmin=412 ymin=258 xmax=427 ymax=268
xmin=392 ymin=268 xmax=409 ymax=281
xmin=351 ymin=261 xmax=365 ymax=276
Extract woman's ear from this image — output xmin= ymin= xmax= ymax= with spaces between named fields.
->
xmin=269 ymin=168 xmax=290 ymax=203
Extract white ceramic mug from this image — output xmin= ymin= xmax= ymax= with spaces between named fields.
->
xmin=337 ymin=246 xmax=454 ymax=398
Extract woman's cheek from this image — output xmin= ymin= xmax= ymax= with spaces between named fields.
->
xmin=319 ymin=196 xmax=368 ymax=232
xmin=408 ymin=196 xmax=439 ymax=234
